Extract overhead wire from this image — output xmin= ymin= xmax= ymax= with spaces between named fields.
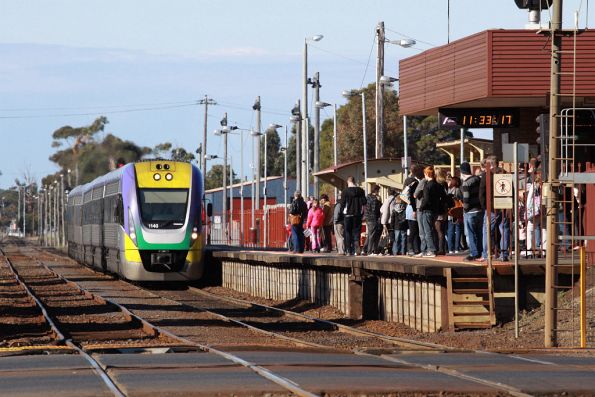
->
xmin=359 ymin=29 xmax=377 ymax=89
xmin=0 ymin=103 xmax=198 ymax=119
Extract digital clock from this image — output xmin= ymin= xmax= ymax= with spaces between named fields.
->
xmin=439 ymin=108 xmax=519 ymax=128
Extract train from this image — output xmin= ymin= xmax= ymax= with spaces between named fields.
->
xmin=65 ymin=159 xmax=205 ymax=281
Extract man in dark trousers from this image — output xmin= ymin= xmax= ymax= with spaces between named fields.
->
xmin=364 ymin=184 xmax=382 ymax=255
xmin=289 ymin=191 xmax=308 ymax=253
xmin=340 ymin=176 xmax=366 ymax=256
xmin=404 ymin=164 xmax=423 ymax=256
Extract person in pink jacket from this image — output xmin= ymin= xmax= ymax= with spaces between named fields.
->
xmin=306 ymin=199 xmax=325 ymax=252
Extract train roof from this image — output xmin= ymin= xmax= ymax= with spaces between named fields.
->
xmin=68 ymin=164 xmax=130 ymax=197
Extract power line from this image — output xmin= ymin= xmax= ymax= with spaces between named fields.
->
xmin=359 ymin=29 xmax=377 ymax=89
xmin=0 ymin=100 xmax=199 ymax=113
xmin=0 ymin=103 xmax=198 ymax=119
xmin=385 ymin=27 xmax=438 ymax=48
xmin=308 ymin=43 xmax=368 ymax=65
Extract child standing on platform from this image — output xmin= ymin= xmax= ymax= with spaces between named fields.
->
xmin=306 ymin=199 xmax=325 ymax=253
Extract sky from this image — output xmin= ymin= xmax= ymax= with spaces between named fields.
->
xmin=0 ymin=0 xmax=589 ymax=188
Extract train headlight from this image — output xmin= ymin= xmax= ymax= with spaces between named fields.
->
xmin=165 ymin=173 xmax=173 ymax=181
xmin=191 ymin=226 xmax=198 ymax=241
xmin=153 ymin=173 xmax=161 ymax=181
xmin=128 ymin=209 xmax=138 ymax=246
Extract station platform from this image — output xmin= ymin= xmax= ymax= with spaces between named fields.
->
xmin=209 ymin=249 xmax=577 ymax=332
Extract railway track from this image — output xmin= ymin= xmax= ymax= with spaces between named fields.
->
xmin=30 ymin=246 xmax=539 ymax=396
xmin=0 ymin=245 xmax=319 ymax=397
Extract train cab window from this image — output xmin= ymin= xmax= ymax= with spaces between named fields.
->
xmin=138 ymin=188 xmax=188 ymax=229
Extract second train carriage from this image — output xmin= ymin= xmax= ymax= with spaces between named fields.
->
xmin=66 ymin=159 xmax=204 ymax=281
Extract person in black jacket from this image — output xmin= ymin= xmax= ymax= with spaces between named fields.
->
xmin=289 ymin=191 xmax=308 ymax=253
xmin=460 ymin=162 xmax=483 ymax=261
xmin=414 ymin=166 xmax=447 ymax=257
xmin=340 ymin=176 xmax=366 ymax=255
xmin=364 ymin=184 xmax=382 ymax=255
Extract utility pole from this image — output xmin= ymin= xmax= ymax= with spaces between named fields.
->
xmin=222 ymin=112 xmax=229 ymax=245
xmin=313 ymin=72 xmax=321 ymax=197
xmin=292 ymin=100 xmax=302 ymax=191
xmin=302 ymin=39 xmax=309 ymax=197
xmin=376 ymin=21 xmax=385 ymax=158
xmin=199 ymin=95 xmax=217 ymax=177
xmin=22 ymin=186 xmax=26 ymax=238
xmin=545 ymin=0 xmax=563 ymax=348
xmin=253 ymin=97 xmax=261 ymax=211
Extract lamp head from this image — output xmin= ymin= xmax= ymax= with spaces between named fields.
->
xmin=310 ymin=34 xmax=324 ymax=42
xmin=388 ymin=38 xmax=416 ymax=48
xmin=213 ymin=129 xmax=222 ymax=136
xmin=342 ymin=89 xmax=359 ymax=98
xmin=268 ymin=123 xmax=283 ymax=129
xmin=290 ymin=115 xmax=301 ymax=123
xmin=315 ymin=101 xmax=331 ymax=108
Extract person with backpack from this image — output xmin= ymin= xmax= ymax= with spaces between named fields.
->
xmin=340 ymin=176 xmax=366 ymax=256
xmin=446 ymin=176 xmax=464 ymax=254
xmin=364 ymin=184 xmax=382 ymax=255
xmin=391 ymin=196 xmax=408 ymax=255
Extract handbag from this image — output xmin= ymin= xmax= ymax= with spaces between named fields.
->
xmin=448 ymin=198 xmax=464 ymax=219
xmin=399 ymin=185 xmax=411 ymax=204
xmin=289 ymin=214 xmax=302 ymax=225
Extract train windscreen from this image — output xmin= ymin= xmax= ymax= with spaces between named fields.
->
xmin=138 ymin=188 xmax=188 ymax=229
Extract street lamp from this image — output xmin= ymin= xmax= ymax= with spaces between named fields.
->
xmin=290 ymin=101 xmax=301 ymax=190
xmin=342 ymin=89 xmax=369 ymax=193
xmin=302 ymin=34 xmax=324 ymax=196
xmin=214 ymin=124 xmax=239 ymax=245
xmin=315 ymin=101 xmax=338 ymax=200
xmin=386 ymin=38 xmax=416 ymax=175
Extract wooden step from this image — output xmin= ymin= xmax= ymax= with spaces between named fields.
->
xmin=452 ymin=288 xmax=489 ymax=294
xmin=454 ymin=322 xmax=493 ymax=329
xmin=452 ymin=277 xmax=488 ymax=283
xmin=452 ymin=300 xmax=490 ymax=306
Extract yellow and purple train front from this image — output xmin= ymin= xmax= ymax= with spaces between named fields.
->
xmin=66 ymin=160 xmax=204 ymax=281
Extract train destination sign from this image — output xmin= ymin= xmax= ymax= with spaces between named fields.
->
xmin=439 ymin=108 xmax=519 ymax=128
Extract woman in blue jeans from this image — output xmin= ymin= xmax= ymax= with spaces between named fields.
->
xmin=414 ymin=166 xmax=446 ymax=258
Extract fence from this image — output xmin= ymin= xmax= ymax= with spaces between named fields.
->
xmin=207 ymin=204 xmax=288 ymax=248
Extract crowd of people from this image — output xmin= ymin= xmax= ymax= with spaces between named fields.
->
xmin=287 ymin=156 xmax=585 ymax=261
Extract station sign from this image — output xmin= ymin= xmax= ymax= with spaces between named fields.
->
xmin=439 ymin=108 xmax=519 ymax=128
xmin=493 ymin=174 xmax=513 ymax=209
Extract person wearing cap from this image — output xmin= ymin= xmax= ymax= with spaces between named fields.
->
xmin=460 ymin=161 xmax=483 ymax=261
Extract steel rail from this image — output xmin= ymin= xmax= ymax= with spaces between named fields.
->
xmin=29 ymin=245 xmax=584 ymax=395
xmin=24 ymin=250 xmax=319 ymax=397
xmin=188 ymin=286 xmax=449 ymax=351
xmin=1 ymin=251 xmax=126 ymax=397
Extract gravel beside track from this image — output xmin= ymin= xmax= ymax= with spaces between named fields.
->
xmin=1 ymin=247 xmax=176 ymax=349
xmin=0 ymin=256 xmax=56 ymax=347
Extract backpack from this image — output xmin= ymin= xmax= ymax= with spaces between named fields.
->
xmin=448 ymin=198 xmax=464 ymax=219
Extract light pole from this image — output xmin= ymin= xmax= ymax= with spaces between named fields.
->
xmin=214 ymin=123 xmax=239 ymax=245
xmin=251 ymin=129 xmax=264 ymax=245
xmin=60 ymin=174 xmax=65 ymax=246
xmin=290 ymin=101 xmax=301 ymax=190
xmin=204 ymin=154 xmax=218 ymax=244
xmin=342 ymin=90 xmax=369 ymax=193
xmin=312 ymin=72 xmax=321 ymax=197
xmin=22 ymin=186 xmax=26 ymax=238
xmin=376 ymin=35 xmax=416 ymax=158
xmin=253 ymin=97 xmax=261 ymax=212
xmin=315 ymin=101 xmax=335 ymax=198
xmin=302 ymin=34 xmax=324 ymax=196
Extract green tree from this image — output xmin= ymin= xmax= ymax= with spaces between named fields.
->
xmin=50 ymin=116 xmax=108 ymax=185
xmin=152 ymin=142 xmax=196 ymax=162
xmin=204 ymin=164 xmax=240 ymax=191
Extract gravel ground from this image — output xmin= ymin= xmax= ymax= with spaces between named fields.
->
xmin=203 ymin=285 xmax=595 ymax=353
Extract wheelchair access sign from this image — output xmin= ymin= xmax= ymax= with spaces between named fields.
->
xmin=493 ymin=174 xmax=513 ymax=209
